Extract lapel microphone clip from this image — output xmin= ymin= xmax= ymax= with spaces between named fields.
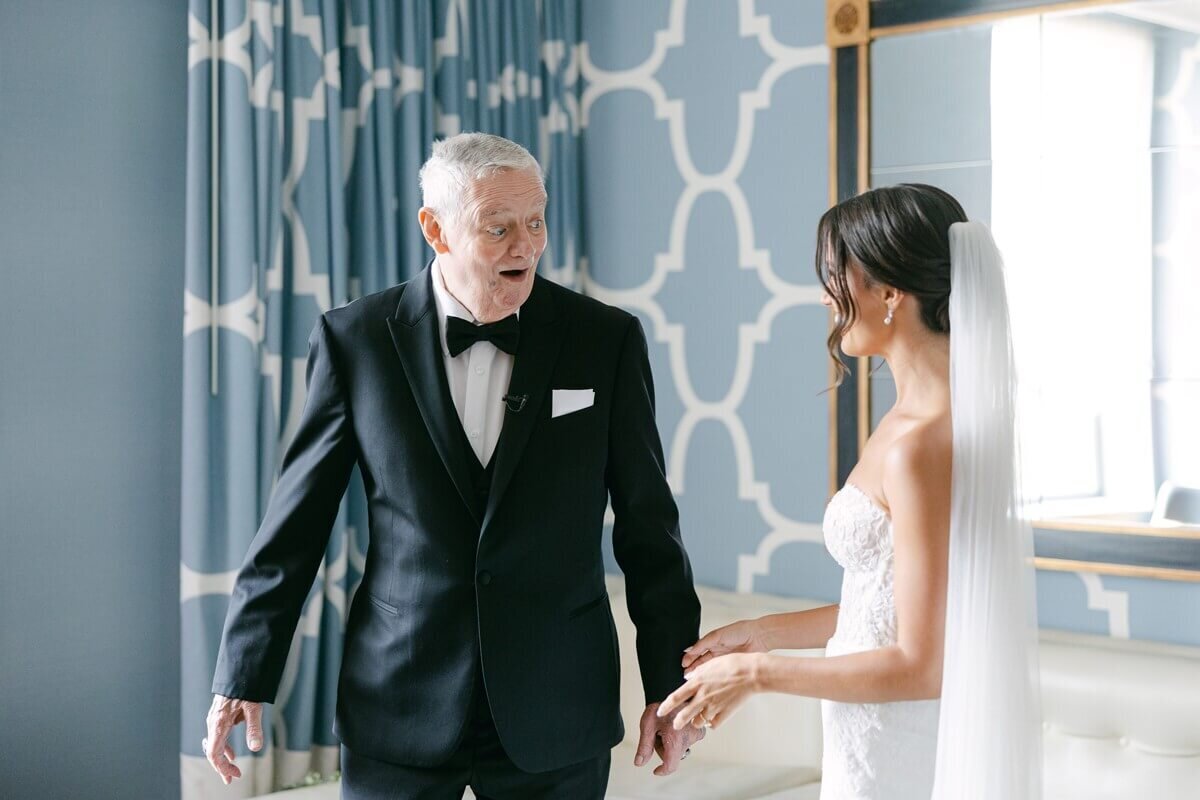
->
xmin=502 ymin=394 xmax=529 ymax=413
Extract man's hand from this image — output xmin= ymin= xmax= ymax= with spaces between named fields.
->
xmin=633 ymin=702 xmax=706 ymax=776
xmin=204 ymin=694 xmax=265 ymax=785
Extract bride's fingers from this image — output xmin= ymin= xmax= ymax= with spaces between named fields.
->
xmin=658 ymin=685 xmax=694 ymax=720
xmin=671 ymin=698 xmax=705 ymax=731
xmin=681 ymin=642 xmax=708 ymax=668
xmin=682 ymin=630 xmax=727 ymax=667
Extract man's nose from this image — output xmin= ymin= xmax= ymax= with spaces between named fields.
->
xmin=510 ymin=227 xmax=535 ymax=260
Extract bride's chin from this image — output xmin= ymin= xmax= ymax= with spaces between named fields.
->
xmin=839 ymin=333 xmax=873 ymax=359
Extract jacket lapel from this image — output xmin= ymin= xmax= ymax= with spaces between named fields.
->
xmin=483 ymin=275 xmax=565 ymax=532
xmin=386 ymin=264 xmax=482 ymax=524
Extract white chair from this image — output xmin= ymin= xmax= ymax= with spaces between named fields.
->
xmin=604 ymin=575 xmax=824 ymax=799
xmin=1151 ymin=480 xmax=1200 ymax=525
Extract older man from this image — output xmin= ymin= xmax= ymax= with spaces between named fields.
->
xmin=204 ymin=132 xmax=703 ymax=798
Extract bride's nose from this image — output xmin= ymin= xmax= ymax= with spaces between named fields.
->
xmin=820 ymin=291 xmax=833 ymax=307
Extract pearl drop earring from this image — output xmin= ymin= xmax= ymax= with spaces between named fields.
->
xmin=884 ymin=307 xmax=894 ymax=326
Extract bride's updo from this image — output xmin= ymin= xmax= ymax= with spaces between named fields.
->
xmin=815 ymin=183 xmax=967 ymax=381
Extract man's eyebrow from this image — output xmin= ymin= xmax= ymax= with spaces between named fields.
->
xmin=478 ymin=200 xmax=548 ymax=218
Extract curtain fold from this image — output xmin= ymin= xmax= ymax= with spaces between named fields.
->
xmin=181 ymin=2 xmax=582 ymax=796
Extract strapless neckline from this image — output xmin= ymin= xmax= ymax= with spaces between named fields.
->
xmin=839 ymin=482 xmax=891 ymax=523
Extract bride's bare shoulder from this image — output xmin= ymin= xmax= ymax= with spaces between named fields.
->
xmin=882 ymin=414 xmax=952 ymax=497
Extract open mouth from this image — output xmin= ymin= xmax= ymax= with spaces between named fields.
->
xmin=499 ymin=267 xmax=529 ymax=281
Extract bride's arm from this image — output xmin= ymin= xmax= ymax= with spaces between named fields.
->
xmin=680 ymin=605 xmax=839 ymax=672
xmin=661 ymin=429 xmax=950 ymax=725
xmin=754 ymin=605 xmax=841 ymax=651
xmin=758 ymin=428 xmax=950 ymax=704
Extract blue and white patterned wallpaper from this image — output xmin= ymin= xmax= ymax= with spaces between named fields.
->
xmin=584 ymin=2 xmax=1200 ymax=648
xmin=581 ymin=0 xmax=843 ymax=602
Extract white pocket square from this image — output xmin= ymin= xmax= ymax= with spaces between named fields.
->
xmin=552 ymin=388 xmax=595 ymax=418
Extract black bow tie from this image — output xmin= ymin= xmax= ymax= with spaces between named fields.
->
xmin=446 ymin=314 xmax=520 ymax=357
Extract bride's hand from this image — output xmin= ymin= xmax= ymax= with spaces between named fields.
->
xmin=659 ymin=653 xmax=762 ymax=731
xmin=681 ymin=618 xmax=768 ymax=670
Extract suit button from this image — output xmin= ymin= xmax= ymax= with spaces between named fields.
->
xmin=478 ymin=571 xmax=492 ymax=586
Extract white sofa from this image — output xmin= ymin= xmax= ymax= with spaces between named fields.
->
xmin=262 ymin=575 xmax=1200 ymax=799
xmin=604 ymin=575 xmax=824 ymax=800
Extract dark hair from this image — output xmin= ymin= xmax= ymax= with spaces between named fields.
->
xmin=815 ymin=183 xmax=967 ymax=383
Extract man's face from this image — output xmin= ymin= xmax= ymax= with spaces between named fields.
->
xmin=433 ymin=168 xmax=548 ymax=322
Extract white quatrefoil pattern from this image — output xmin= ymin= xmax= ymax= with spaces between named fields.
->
xmin=578 ymin=0 xmax=843 ymax=600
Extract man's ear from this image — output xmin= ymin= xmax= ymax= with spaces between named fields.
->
xmin=418 ymin=208 xmax=451 ymax=254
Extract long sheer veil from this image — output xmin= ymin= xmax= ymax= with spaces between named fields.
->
xmin=932 ymin=221 xmax=1043 ymax=799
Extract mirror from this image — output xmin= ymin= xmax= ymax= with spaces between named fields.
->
xmin=867 ymin=1 xmax=1200 ymax=544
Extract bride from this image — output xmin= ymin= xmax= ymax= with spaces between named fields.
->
xmin=657 ymin=184 xmax=1043 ymax=799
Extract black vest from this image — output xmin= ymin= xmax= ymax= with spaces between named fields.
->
xmin=451 ymin=417 xmax=497 ymax=523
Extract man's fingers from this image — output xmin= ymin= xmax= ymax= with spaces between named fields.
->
xmin=634 ymin=708 xmax=658 ymax=768
xmin=204 ymin=731 xmax=237 ymax=784
xmin=244 ymin=703 xmax=265 ymax=751
xmin=204 ymin=704 xmax=242 ymax=782
xmin=224 ymin=744 xmax=237 ymax=763
xmin=204 ymin=720 xmax=230 ymax=762
xmin=654 ymin=731 xmax=684 ymax=777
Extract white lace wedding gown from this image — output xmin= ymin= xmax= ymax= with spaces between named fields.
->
xmin=819 ymin=483 xmax=941 ymax=800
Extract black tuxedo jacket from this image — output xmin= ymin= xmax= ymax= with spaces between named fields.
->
xmin=212 ymin=264 xmax=700 ymax=772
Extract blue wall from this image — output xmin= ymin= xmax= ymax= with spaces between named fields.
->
xmin=0 ymin=2 xmax=186 ymax=798
xmin=585 ymin=2 xmax=1200 ymax=649
xmin=583 ymin=0 xmax=841 ymax=599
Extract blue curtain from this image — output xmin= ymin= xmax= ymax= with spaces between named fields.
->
xmin=181 ymin=2 xmax=582 ymax=796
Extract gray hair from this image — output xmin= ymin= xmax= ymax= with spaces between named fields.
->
xmin=418 ymin=133 xmax=544 ymax=228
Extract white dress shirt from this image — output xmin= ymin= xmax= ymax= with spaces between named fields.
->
xmin=430 ymin=258 xmax=517 ymax=467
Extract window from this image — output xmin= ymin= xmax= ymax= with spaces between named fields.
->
xmin=991 ymin=13 xmax=1157 ymax=514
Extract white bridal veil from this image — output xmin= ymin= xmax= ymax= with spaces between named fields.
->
xmin=932 ymin=221 xmax=1043 ymax=799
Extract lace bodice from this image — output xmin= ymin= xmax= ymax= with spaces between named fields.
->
xmin=819 ymin=484 xmax=939 ymax=800
xmin=822 ymin=484 xmax=897 ymax=652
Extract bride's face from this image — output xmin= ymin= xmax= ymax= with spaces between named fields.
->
xmin=822 ymin=261 xmax=894 ymax=358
